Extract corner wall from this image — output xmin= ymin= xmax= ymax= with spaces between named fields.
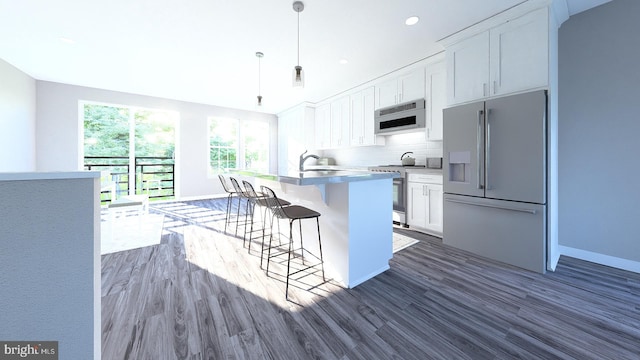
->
xmin=558 ymin=0 xmax=640 ymax=271
xmin=0 ymin=59 xmax=36 ymax=171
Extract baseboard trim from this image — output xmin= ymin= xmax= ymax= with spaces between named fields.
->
xmin=547 ymin=250 xmax=561 ymax=272
xmin=559 ymin=245 xmax=640 ymax=274
xmin=348 ymin=264 xmax=390 ymax=289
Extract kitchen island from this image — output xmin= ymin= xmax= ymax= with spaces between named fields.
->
xmin=232 ymin=168 xmax=397 ymax=288
xmin=0 ymin=172 xmax=101 ymax=359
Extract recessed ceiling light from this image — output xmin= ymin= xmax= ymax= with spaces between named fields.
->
xmin=405 ymin=16 xmax=419 ymax=26
xmin=339 ymin=59 xmax=348 ymax=65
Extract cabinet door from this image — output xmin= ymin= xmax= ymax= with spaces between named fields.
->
xmin=314 ymin=104 xmax=331 ymax=149
xmin=407 ymin=182 xmax=427 ymax=228
xmin=350 ymin=87 xmax=379 ymax=146
xmin=360 ymin=87 xmax=377 ymax=145
xmin=279 ymin=106 xmax=314 ymax=173
xmin=426 ymin=60 xmax=446 ymax=140
xmin=278 ymin=109 xmax=297 ymax=173
xmin=330 ymin=96 xmax=350 ymax=148
xmin=350 ymin=91 xmax=364 ymax=146
xmin=446 ymin=31 xmax=490 ymax=105
xmin=490 ymin=8 xmax=548 ymax=96
xmin=398 ymin=67 xmax=425 ymax=103
xmin=426 ymin=184 xmax=443 ymax=233
xmin=375 ymin=79 xmax=398 ymax=109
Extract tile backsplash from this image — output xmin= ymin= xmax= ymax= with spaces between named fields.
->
xmin=321 ymin=132 xmax=442 ymax=167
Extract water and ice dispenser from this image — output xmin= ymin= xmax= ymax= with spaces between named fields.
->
xmin=448 ymin=151 xmax=471 ymax=183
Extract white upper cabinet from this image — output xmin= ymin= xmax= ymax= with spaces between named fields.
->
xmin=314 ymin=103 xmax=331 ymax=150
xmin=447 ymin=31 xmax=491 ymax=105
xmin=278 ymin=105 xmax=315 ymax=173
xmin=490 ymin=7 xmax=548 ymax=96
xmin=376 ymin=79 xmax=399 ymax=109
xmin=425 ymin=59 xmax=447 ymax=141
xmin=350 ymin=87 xmax=384 ymax=147
xmin=445 ymin=7 xmax=548 ymax=105
xmin=398 ymin=68 xmax=426 ymax=103
xmin=376 ymin=67 xmax=425 ymax=109
xmin=330 ymin=95 xmax=350 ymax=148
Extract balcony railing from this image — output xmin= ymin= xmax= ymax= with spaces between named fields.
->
xmin=84 ymin=156 xmax=175 ymax=202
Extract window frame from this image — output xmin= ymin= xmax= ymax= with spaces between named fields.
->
xmin=207 ymin=117 xmax=270 ymax=176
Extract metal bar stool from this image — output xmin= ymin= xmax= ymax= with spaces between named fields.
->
xmin=260 ymin=185 xmax=325 ymax=300
xmin=229 ymin=177 xmax=251 ymax=237
xmin=242 ymin=180 xmax=291 ymax=254
xmin=218 ymin=174 xmax=239 ymax=233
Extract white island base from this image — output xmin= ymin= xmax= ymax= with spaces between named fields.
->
xmin=250 ymin=176 xmax=394 ymax=288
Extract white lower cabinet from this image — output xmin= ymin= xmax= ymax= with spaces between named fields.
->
xmin=407 ymin=173 xmax=443 ymax=236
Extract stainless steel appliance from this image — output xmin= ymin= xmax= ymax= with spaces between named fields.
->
xmin=369 ymin=164 xmax=428 ymax=226
xmin=426 ymin=157 xmax=442 ymax=169
xmin=443 ymin=90 xmax=547 ymax=273
xmin=374 ymin=99 xmax=426 ymax=135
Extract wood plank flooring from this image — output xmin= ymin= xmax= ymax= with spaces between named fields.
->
xmin=101 ymin=198 xmax=640 ymax=359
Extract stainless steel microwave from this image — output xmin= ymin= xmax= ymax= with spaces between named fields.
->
xmin=374 ymin=99 xmax=426 ymax=135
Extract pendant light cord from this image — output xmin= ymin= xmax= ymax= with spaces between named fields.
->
xmin=297 ymin=10 xmax=300 ymax=66
xmin=258 ymin=55 xmax=261 ymax=95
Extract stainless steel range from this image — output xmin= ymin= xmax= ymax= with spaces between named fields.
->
xmin=368 ymin=165 xmax=426 ymax=226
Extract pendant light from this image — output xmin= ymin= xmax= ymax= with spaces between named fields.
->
xmin=256 ymin=51 xmax=264 ymax=107
xmin=292 ymin=1 xmax=305 ymax=87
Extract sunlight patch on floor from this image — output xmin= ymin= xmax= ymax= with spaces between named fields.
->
xmin=101 ymin=214 xmax=164 ymax=255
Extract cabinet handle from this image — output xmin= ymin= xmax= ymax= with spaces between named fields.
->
xmin=445 ymin=198 xmax=537 ymax=214
xmin=477 ymin=110 xmax=484 ymax=190
xmin=493 ymin=80 xmax=497 ymax=95
xmin=483 ymin=83 xmax=487 ymax=97
xmin=486 ymin=109 xmax=491 ymax=191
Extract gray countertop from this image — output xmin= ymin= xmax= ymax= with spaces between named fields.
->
xmin=0 ymin=171 xmax=101 ymax=181
xmin=230 ymin=167 xmax=398 ymax=186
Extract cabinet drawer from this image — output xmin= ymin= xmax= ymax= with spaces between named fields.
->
xmin=407 ymin=173 xmax=443 ymax=184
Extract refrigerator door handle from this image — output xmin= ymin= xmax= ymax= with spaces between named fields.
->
xmin=445 ymin=198 xmax=538 ymax=214
xmin=486 ymin=109 xmax=491 ymax=190
xmin=477 ymin=110 xmax=484 ymax=190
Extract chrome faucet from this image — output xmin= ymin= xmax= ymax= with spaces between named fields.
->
xmin=299 ymin=150 xmax=320 ymax=171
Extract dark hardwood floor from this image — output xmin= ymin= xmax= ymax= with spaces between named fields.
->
xmin=101 ymin=198 xmax=640 ymax=359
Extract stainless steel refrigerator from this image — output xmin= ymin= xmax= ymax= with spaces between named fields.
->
xmin=443 ymin=90 xmax=547 ymax=273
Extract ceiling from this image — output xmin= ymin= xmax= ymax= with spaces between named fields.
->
xmin=0 ymin=0 xmax=610 ymax=114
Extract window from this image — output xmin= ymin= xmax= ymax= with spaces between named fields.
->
xmin=243 ymin=120 xmax=269 ymax=172
xmin=208 ymin=118 xmax=238 ymax=174
xmin=82 ymin=101 xmax=177 ymax=200
xmin=208 ymin=117 xmax=269 ymax=175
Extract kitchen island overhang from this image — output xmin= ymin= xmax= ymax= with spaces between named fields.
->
xmin=231 ymin=168 xmax=398 ymax=288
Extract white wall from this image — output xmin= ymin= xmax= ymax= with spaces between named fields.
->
xmin=323 ymin=134 xmax=442 ymax=167
xmin=558 ymin=0 xmax=640 ymax=270
xmin=0 ymin=59 xmax=36 ymax=171
xmin=35 ymin=81 xmax=278 ymax=198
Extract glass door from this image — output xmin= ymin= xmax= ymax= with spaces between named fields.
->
xmin=83 ymin=102 xmax=177 ymax=202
